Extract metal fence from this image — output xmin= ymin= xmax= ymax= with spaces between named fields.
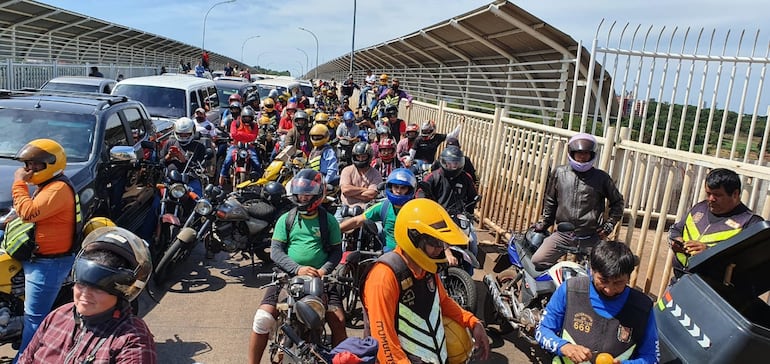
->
xmin=0 ymin=60 xmax=161 ymax=89
xmin=393 ymin=22 xmax=770 ymax=299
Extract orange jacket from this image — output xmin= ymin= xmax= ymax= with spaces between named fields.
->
xmin=363 ymin=247 xmax=480 ymax=363
xmin=12 ymin=179 xmax=75 ymax=255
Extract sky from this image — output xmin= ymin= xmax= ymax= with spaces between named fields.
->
xmin=37 ymin=0 xmax=770 ymax=77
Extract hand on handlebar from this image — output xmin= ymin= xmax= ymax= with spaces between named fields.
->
xmin=445 ymin=248 xmax=459 ymax=266
xmin=596 ymin=222 xmax=615 ymax=239
xmin=531 ymin=221 xmax=548 ymax=233
xmin=297 ymin=266 xmax=320 ymax=277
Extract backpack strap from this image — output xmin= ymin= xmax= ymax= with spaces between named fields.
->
xmin=379 ymin=199 xmax=391 ymax=223
xmin=284 ymin=206 xmax=330 ymax=251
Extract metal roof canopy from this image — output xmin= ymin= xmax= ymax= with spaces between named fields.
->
xmin=0 ymin=0 xmax=240 ymax=67
xmin=317 ymin=0 xmax=613 ymax=118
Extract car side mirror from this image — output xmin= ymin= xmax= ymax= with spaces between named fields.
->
xmin=109 ymin=145 xmax=138 ymax=163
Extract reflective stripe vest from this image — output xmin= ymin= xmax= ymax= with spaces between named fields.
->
xmin=676 ymin=200 xmax=756 ymax=266
xmin=309 ymin=145 xmax=331 ymax=172
xmin=377 ymin=252 xmax=448 ymax=363
xmin=554 ymin=277 xmax=651 ymax=364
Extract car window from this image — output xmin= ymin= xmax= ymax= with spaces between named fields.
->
xmin=123 ymin=108 xmax=147 ymax=143
xmin=192 ymin=91 xmax=202 ymax=115
xmin=112 ymin=84 xmax=185 ymax=118
xmin=104 ymin=113 xmax=129 ymax=149
xmin=41 ymin=82 xmax=100 ymax=93
xmin=103 ymin=83 xmax=113 ymax=94
xmin=207 ymin=85 xmax=219 ymax=109
xmin=0 ymin=109 xmax=96 ymax=162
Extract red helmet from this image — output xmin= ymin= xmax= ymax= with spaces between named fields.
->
xmin=228 ymin=93 xmax=242 ymax=103
xmin=405 ymin=123 xmax=419 ymax=140
xmin=286 ymin=102 xmax=298 ymax=111
xmin=378 ymin=138 xmax=396 ymax=162
xmin=289 ymin=169 xmax=326 ymax=213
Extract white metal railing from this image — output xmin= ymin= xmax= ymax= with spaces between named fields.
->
xmin=389 ymin=22 xmax=770 ymax=298
xmin=0 ymin=60 xmax=160 ymax=90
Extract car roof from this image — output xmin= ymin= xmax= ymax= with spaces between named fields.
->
xmin=252 ymin=78 xmax=302 ymax=88
xmin=214 ymin=79 xmax=252 ymax=89
xmin=45 ymin=76 xmax=115 ymax=86
xmin=214 ymin=76 xmax=248 ymax=83
xmin=0 ymin=89 xmax=133 ymax=112
xmin=116 ymin=75 xmax=215 ymax=89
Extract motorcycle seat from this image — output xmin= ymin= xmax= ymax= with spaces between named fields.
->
xmin=520 ymin=252 xmax=551 ymax=279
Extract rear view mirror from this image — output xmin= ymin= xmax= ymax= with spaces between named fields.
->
xmin=109 ymin=146 xmax=138 ymax=163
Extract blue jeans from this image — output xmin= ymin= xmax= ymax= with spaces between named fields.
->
xmin=359 ymin=86 xmax=372 ymax=108
xmin=16 ymin=255 xmax=75 ymax=361
xmin=220 ymin=145 xmax=261 ymax=177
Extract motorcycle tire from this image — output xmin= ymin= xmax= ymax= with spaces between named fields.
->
xmin=443 ymin=266 xmax=478 ymax=314
xmin=153 ymin=239 xmax=187 ymax=284
xmin=334 ymin=263 xmax=359 ymax=324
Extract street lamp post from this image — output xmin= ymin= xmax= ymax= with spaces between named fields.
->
xmin=296 ymin=48 xmax=309 ymax=77
xmin=298 ymin=27 xmax=319 ymax=80
xmin=241 ymin=35 xmax=261 ymax=63
xmin=202 ymin=0 xmax=236 ymax=51
xmin=350 ymin=0 xmax=356 ymax=74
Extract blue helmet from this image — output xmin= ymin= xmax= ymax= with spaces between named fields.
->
xmin=385 ymin=168 xmax=417 ymax=207
xmin=343 ymin=111 xmax=355 ymax=123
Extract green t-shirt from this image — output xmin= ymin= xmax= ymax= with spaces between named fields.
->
xmin=273 ymin=210 xmax=342 ymax=269
xmin=363 ymin=201 xmax=399 ymax=251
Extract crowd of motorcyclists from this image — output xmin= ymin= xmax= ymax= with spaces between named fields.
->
xmin=3 ymin=67 xmax=766 ymax=364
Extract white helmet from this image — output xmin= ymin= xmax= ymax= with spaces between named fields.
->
xmin=174 ymin=117 xmax=195 ymax=145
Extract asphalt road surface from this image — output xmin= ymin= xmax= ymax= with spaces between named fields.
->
xmin=0 ymin=235 xmax=551 ymax=364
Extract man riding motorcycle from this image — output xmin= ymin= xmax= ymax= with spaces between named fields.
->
xmin=407 ymin=120 xmax=461 ymax=167
xmin=283 ymin=110 xmax=312 ymax=157
xmin=308 ymin=123 xmax=339 ymax=185
xmin=219 ymin=105 xmax=261 ymax=186
xmin=160 ymin=117 xmax=208 ymax=195
xmin=397 ymin=123 xmax=419 ymax=165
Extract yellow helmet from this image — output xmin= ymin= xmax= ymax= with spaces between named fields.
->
xmin=444 ymin=316 xmax=473 ymax=364
xmin=326 ymin=89 xmax=336 ymax=97
xmin=14 ymin=138 xmax=67 ymax=185
xmin=263 ymin=97 xmax=275 ymax=112
xmin=394 ymin=198 xmax=467 ymax=273
xmin=304 ymin=108 xmax=315 ymax=119
xmin=259 ymin=115 xmax=271 ymax=125
xmin=309 ymin=124 xmax=330 ymax=147
xmin=379 ymin=73 xmax=389 ymax=85
xmin=83 ymin=217 xmax=116 ymax=237
xmin=314 ymin=112 xmax=329 ymax=124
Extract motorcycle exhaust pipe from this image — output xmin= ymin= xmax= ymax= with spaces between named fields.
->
xmin=483 ymin=274 xmax=514 ymax=321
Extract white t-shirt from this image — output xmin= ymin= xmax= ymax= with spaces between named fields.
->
xmin=365 ymin=74 xmax=377 ymax=87
xmin=195 ymin=120 xmax=219 ymax=138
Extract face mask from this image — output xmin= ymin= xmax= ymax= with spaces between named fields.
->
xmin=568 ymin=155 xmax=594 ymax=172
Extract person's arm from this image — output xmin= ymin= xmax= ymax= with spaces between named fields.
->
xmin=398 ymin=90 xmax=413 ymax=105
xmin=446 ymin=124 xmax=462 ymax=140
xmin=339 ymin=214 xmax=365 ymax=233
xmin=113 ymin=320 xmax=159 ymax=364
xmin=437 ymin=274 xmax=489 ymax=360
xmin=540 ymin=170 xmax=558 ymax=227
xmin=535 ymin=283 xmax=570 ymax=355
xmin=322 ymin=148 xmax=338 ymax=184
xmin=341 ymin=184 xmax=374 ymax=200
xmin=624 ymin=310 xmax=659 ymax=364
xmin=364 ymin=263 xmax=412 ymax=364
xmin=269 ymin=214 xmax=301 ymax=274
xmin=605 ymin=176 xmax=625 ymax=225
xmin=12 ymin=179 xmax=70 ymax=222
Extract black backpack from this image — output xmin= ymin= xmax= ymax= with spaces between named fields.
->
xmin=283 ymin=206 xmax=332 ymax=252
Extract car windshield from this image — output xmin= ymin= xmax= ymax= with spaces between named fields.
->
xmin=300 ymin=85 xmax=313 ymax=99
xmin=218 ymin=87 xmax=240 ymax=108
xmin=113 ymin=84 xmax=185 ymax=118
xmin=255 ymin=85 xmax=287 ymax=100
xmin=41 ymin=82 xmax=100 ymax=93
xmin=0 ymin=109 xmax=96 ymax=162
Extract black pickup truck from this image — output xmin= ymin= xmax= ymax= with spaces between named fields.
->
xmin=0 ymin=89 xmax=162 ymax=233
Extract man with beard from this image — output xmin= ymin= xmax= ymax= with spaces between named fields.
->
xmin=535 ymin=241 xmax=659 ymax=364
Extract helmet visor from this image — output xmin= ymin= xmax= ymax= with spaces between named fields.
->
xmin=72 ymin=258 xmax=130 ymax=297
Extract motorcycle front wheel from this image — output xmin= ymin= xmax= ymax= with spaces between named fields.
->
xmin=442 ymin=266 xmax=478 ymax=314
xmin=154 ymin=239 xmax=188 ymax=284
xmin=495 ymin=268 xmax=522 ymax=334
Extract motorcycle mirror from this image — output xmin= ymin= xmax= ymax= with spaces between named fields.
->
xmin=205 ymin=148 xmax=214 ymax=159
xmin=377 ymin=181 xmax=387 ymax=191
xmin=557 ymin=222 xmax=576 ymax=233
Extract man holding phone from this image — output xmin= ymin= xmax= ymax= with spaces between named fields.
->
xmin=668 ymin=168 xmax=764 ymax=278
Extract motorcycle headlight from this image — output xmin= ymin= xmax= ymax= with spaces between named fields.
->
xmin=194 ymin=199 xmax=213 ymax=215
xmin=295 ymin=295 xmax=326 ymax=331
xmin=170 ymin=183 xmax=187 ymax=199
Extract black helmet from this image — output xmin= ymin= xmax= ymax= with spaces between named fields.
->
xmin=262 ymin=181 xmax=286 ymax=205
xmin=385 ymin=105 xmax=398 ymax=117
xmin=352 ymin=142 xmax=373 ymax=168
xmin=73 ymin=227 xmax=152 ymax=302
xmin=289 ymin=169 xmax=325 ymax=213
xmin=241 ymin=106 xmax=256 ymax=123
xmin=439 ymin=146 xmax=465 ymax=178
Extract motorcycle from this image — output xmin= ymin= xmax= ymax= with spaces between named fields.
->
xmin=257 ymin=270 xmax=353 ymax=364
xmin=334 ymin=139 xmax=354 ymax=170
xmin=153 ymin=183 xmax=225 ymax=284
xmin=484 ymin=222 xmax=592 ymax=342
xmin=151 ymin=165 xmax=200 ymax=270
xmin=239 ymin=146 xmax=303 ymax=189
xmin=208 ymin=184 xmax=292 ymax=266
xmin=441 ymin=208 xmax=481 ymax=315
xmin=228 ymin=141 xmax=260 ymax=189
